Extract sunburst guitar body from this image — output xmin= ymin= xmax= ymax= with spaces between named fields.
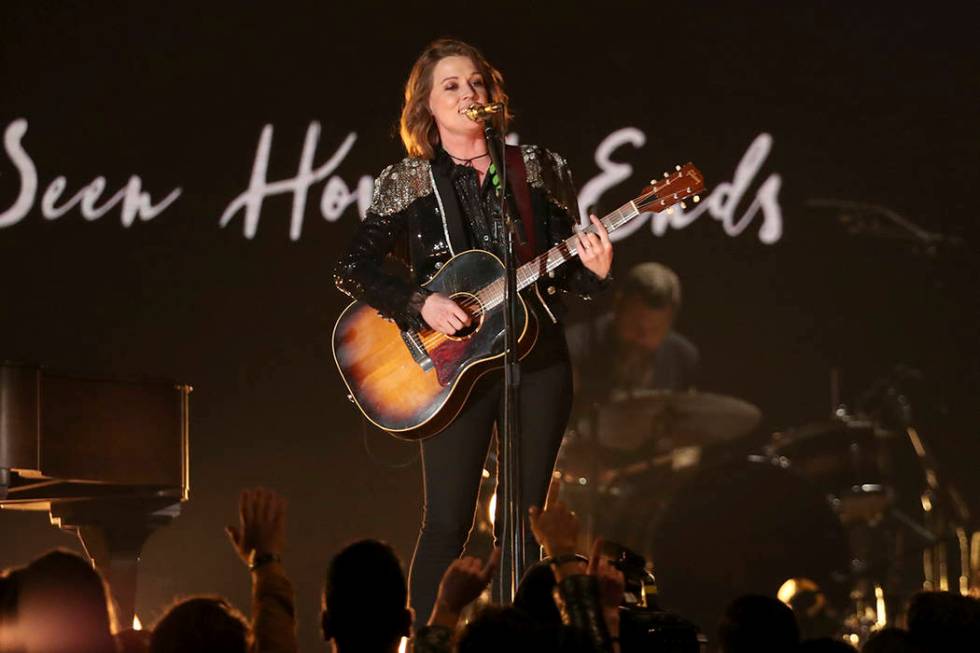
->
xmin=332 ymin=250 xmax=539 ymax=440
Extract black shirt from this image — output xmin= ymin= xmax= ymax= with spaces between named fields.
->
xmin=437 ymin=148 xmax=507 ymax=257
xmin=565 ymin=311 xmax=700 ymax=401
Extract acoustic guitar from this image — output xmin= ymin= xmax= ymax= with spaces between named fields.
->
xmin=332 ymin=163 xmax=705 ymax=440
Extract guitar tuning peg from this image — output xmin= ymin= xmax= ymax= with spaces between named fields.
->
xmin=693 ymin=195 xmax=701 ymax=203
xmin=666 ymin=206 xmax=674 ymax=215
xmin=675 ymin=164 xmax=681 ymax=171
xmin=680 ymin=201 xmax=687 ymax=209
xmin=649 ymin=179 xmax=656 ymax=185
xmin=663 ymin=172 xmax=669 ymax=178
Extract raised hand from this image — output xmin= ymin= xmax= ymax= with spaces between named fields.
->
xmin=428 ymin=548 xmax=502 ymax=627
xmin=438 ymin=548 xmax=501 ymax=613
xmin=421 ymin=292 xmax=473 ymax=335
xmin=528 ymin=499 xmax=580 ymax=559
xmin=225 ymin=487 xmax=287 ymax=567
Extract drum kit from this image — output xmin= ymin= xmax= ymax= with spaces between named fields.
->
xmin=555 ymin=379 xmax=977 ymax=643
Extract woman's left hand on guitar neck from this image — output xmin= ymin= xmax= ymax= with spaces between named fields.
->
xmin=576 ymin=214 xmax=613 ymax=280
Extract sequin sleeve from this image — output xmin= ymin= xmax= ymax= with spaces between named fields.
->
xmin=530 ymin=146 xmax=611 ymax=300
xmin=333 ymin=162 xmax=433 ymax=332
xmin=553 ymin=575 xmax=615 ymax=653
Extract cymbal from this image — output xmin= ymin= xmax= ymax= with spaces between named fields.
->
xmin=596 ymin=390 xmax=762 ymax=451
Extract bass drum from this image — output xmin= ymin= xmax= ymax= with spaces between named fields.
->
xmin=638 ymin=456 xmax=851 ymax=636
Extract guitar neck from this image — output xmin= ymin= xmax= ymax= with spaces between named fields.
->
xmin=469 ymin=202 xmax=640 ymax=313
xmin=515 ymin=201 xmax=639 ymax=291
xmin=469 ymin=162 xmax=703 ymax=312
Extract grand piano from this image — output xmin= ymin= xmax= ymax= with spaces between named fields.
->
xmin=0 ymin=362 xmax=190 ymax=626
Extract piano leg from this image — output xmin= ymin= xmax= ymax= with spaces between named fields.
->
xmin=49 ymin=498 xmax=182 ymax=630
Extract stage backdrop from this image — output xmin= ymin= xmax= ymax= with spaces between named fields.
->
xmin=2 ymin=1 xmax=977 ymax=646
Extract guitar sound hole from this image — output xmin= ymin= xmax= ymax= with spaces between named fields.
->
xmin=447 ymin=292 xmax=484 ymax=340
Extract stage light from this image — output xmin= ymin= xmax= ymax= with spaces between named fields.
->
xmin=776 ymin=578 xmax=799 ymax=605
xmin=875 ymin=584 xmax=887 ymax=628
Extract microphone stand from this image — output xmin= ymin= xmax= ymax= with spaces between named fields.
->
xmin=480 ymin=116 xmax=527 ymax=603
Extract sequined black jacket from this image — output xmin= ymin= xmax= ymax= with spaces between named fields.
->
xmin=334 ymin=144 xmax=607 ymax=331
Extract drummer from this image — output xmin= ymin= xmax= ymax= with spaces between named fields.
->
xmin=565 ymin=261 xmax=699 ymax=402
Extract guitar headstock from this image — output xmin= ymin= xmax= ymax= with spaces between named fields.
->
xmin=634 ymin=163 xmax=706 ymax=214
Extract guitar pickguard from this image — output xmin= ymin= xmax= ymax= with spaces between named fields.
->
xmin=428 ymin=338 xmax=473 ymax=386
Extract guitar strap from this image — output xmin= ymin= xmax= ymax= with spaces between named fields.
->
xmin=503 ymin=145 xmax=539 ymax=263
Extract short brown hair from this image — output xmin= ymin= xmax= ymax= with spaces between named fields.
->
xmin=399 ymin=38 xmax=512 ymax=160
xmin=622 ymin=262 xmax=682 ymax=310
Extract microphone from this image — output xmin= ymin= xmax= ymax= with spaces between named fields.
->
xmin=463 ymin=102 xmax=504 ymax=121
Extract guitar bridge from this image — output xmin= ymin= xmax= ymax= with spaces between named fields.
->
xmin=401 ymin=330 xmax=434 ymax=371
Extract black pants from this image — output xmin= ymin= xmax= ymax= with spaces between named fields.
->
xmin=408 ymin=328 xmax=572 ymax=628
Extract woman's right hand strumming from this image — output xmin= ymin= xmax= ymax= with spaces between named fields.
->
xmin=421 ymin=293 xmax=472 ymax=335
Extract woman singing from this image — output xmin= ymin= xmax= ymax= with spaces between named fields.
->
xmin=334 ymin=38 xmax=613 ymax=625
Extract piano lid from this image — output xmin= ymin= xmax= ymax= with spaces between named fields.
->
xmin=0 ymin=363 xmax=190 ymax=503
